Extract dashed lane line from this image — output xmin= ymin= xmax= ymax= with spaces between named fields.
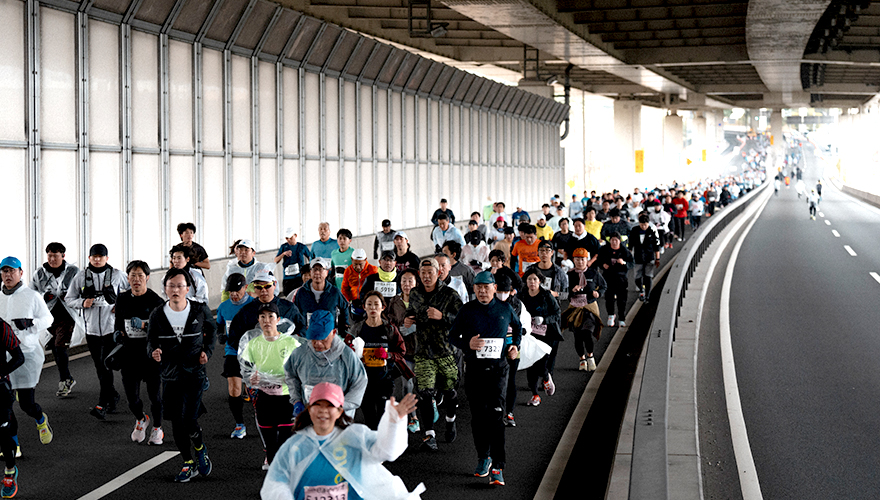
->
xmin=77 ymin=451 xmax=180 ymax=500
xmin=818 ymin=212 xmax=824 ymax=217
xmin=824 ymin=220 xmax=831 ymax=226
xmin=844 ymin=245 xmax=857 ymax=257
xmin=870 ymin=272 xmax=880 ymax=285
xmin=832 ymin=230 xmax=840 ymax=237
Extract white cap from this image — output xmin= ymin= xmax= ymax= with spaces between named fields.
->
xmin=310 ymin=257 xmax=330 ymax=269
xmin=351 ymin=248 xmax=367 ymax=261
xmin=284 ymin=227 xmax=296 ymax=238
xmin=394 ymin=231 xmax=408 ymax=240
xmin=237 ymin=239 xmax=256 ymax=250
xmin=251 ymin=268 xmax=276 ymax=284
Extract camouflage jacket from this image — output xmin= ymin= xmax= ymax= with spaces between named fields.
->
xmin=405 ymin=280 xmax=463 ymax=360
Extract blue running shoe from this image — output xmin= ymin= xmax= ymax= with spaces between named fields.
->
xmin=474 ymin=458 xmax=492 ymax=477
xmin=195 ymin=445 xmax=212 ymax=476
xmin=230 ymin=424 xmax=246 ymax=439
xmin=1 ymin=466 xmax=17 ymax=498
xmin=489 ymin=468 xmax=505 ymax=486
xmin=174 ymin=461 xmax=198 ymax=483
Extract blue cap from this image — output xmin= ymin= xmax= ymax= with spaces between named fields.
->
xmin=305 ymin=310 xmax=336 ymax=340
xmin=474 ymin=270 xmax=495 ymax=285
xmin=0 ymin=257 xmax=21 ymax=270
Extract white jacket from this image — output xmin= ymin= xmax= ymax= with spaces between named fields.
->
xmin=648 ymin=209 xmax=671 ymax=233
xmin=29 ymin=262 xmax=86 ymax=345
xmin=65 ymin=266 xmax=129 ymax=336
xmin=261 ymin=400 xmax=425 ymax=500
xmin=0 ymin=285 xmax=53 ymax=389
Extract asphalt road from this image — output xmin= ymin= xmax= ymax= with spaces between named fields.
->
xmin=719 ymin=144 xmax=880 ymax=499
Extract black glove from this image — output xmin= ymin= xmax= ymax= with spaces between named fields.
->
xmin=218 ymin=332 xmax=228 ymax=345
xmin=12 ymin=319 xmax=33 ymax=330
xmin=469 ymin=260 xmax=479 ymax=267
xmin=113 ymin=330 xmax=125 ymax=345
xmin=43 ymin=291 xmax=55 ymax=302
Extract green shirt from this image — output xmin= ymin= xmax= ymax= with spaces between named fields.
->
xmin=330 ymin=248 xmax=354 ymax=289
xmin=244 ymin=334 xmax=302 ymax=396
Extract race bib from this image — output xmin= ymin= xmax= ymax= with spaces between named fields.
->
xmin=532 ymin=322 xmax=548 ymax=336
xmin=522 ymin=261 xmax=537 ymax=272
xmin=93 ymin=296 xmax=108 ymax=307
xmin=124 ymin=319 xmax=147 ymax=339
xmin=262 ymin=383 xmax=285 ymax=396
xmin=303 ymin=384 xmax=314 ymax=404
xmin=374 ymin=281 xmax=396 ymax=298
xmin=284 ymin=264 xmax=300 ymax=276
xmin=362 ymin=347 xmax=387 ymax=368
xmin=476 ymin=338 xmax=503 ymax=359
xmin=381 ymin=241 xmax=394 ymax=251
xmin=541 ymin=276 xmax=553 ymax=290
xmin=225 ymin=320 xmax=232 ymax=333
xmin=304 ymin=482 xmax=349 ymax=500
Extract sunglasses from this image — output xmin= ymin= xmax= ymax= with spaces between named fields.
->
xmin=253 ymin=283 xmax=274 ymax=290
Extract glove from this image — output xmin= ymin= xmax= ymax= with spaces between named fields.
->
xmin=469 ymin=260 xmax=479 ymax=267
xmin=533 ymin=316 xmax=544 ymax=325
xmin=12 ymin=319 xmax=33 ymax=330
xmin=376 ymin=347 xmax=388 ymax=359
xmin=43 ymin=291 xmax=55 ymax=302
xmin=218 ymin=332 xmax=228 ymax=345
xmin=293 ymin=401 xmax=306 ymax=418
xmin=113 ymin=330 xmax=125 ymax=344
xmin=130 ymin=317 xmax=144 ymax=330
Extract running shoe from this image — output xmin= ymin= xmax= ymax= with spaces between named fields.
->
xmin=607 ymin=315 xmax=616 ymax=327
xmin=578 ymin=359 xmax=587 ymax=371
xmin=148 ymin=427 xmax=164 ymax=445
xmin=504 ymin=413 xmax=516 ymax=427
xmin=638 ymin=291 xmax=646 ymax=302
xmin=407 ymin=416 xmax=420 ymax=433
xmin=195 ymin=445 xmax=212 ymax=476
xmin=1 ymin=466 xmax=17 ymax=498
xmin=527 ymin=395 xmax=541 ymax=406
xmin=619 ymin=320 xmax=627 ymax=328
xmin=586 ymin=356 xmax=597 ymax=372
xmin=230 ymin=424 xmax=247 ymax=439
xmin=543 ymin=374 xmax=555 ymax=396
xmin=56 ymin=378 xmax=76 ymax=397
xmin=489 ymin=468 xmax=505 ymax=486
xmin=445 ymin=420 xmax=457 ymax=443
xmin=262 ymin=457 xmax=270 ymax=471
xmin=174 ymin=461 xmax=198 ymax=483
xmin=659 ymin=247 xmax=665 ymax=255
xmin=474 ymin=458 xmax=492 ymax=477
xmin=36 ymin=413 xmax=52 ymax=445
xmin=90 ymin=405 xmax=106 ymax=420
xmin=131 ymin=415 xmax=149 ymax=443
xmin=420 ymin=435 xmax=438 ymax=451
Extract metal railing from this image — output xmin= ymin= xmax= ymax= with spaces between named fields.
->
xmin=628 ymin=179 xmax=770 ymax=499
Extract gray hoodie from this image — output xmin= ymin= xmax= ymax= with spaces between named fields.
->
xmin=283 ymin=335 xmax=367 ymax=417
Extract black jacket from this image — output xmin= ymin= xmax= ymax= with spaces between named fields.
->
xmin=627 ymin=226 xmax=660 ymax=264
xmin=520 ymin=287 xmax=563 ymax=342
xmin=147 ymin=301 xmax=216 ymax=381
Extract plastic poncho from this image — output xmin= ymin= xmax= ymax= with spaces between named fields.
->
xmin=239 ymin=320 xmax=301 ymax=396
xmin=30 ymin=262 xmax=87 ymax=346
xmin=261 ymin=400 xmax=425 ymax=500
xmin=0 ymin=286 xmax=53 ymax=389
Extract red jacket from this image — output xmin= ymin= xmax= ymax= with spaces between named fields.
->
xmin=341 ymin=263 xmax=378 ymax=302
xmin=672 ymin=197 xmax=689 ymax=218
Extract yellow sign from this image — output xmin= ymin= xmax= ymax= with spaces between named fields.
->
xmin=770 ymin=134 xmax=774 ymax=146
xmin=686 ymin=158 xmax=693 ymax=165
xmin=567 ymin=180 xmax=575 ymax=188
xmin=635 ymin=150 xmax=644 ymax=173
xmin=702 ymin=149 xmax=707 ymax=162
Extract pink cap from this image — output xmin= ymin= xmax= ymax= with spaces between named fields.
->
xmin=309 ymin=382 xmax=345 ymax=408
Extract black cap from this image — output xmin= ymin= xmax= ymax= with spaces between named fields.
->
xmin=257 ymin=301 xmax=280 ymax=316
xmin=381 ymin=219 xmax=391 ymax=227
xmin=609 ymin=208 xmax=621 ymax=217
xmin=495 ymin=274 xmax=513 ymax=292
xmin=380 ymin=250 xmax=396 ymax=260
xmin=89 ymin=244 xmax=108 ymax=257
xmin=225 ymin=273 xmax=247 ymax=292
xmin=538 ymin=240 xmax=554 ymax=250
xmin=440 ymin=198 xmax=448 ymax=203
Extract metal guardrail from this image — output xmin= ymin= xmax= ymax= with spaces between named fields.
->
xmin=628 ymin=179 xmax=770 ymax=499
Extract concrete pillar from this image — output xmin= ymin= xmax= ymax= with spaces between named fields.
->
xmin=663 ymin=113 xmax=683 ymax=171
xmin=770 ymin=109 xmax=784 ymax=154
xmin=614 ymin=100 xmax=641 ymax=172
xmin=693 ymin=112 xmax=707 ymax=161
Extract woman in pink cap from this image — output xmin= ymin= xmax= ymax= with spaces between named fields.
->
xmin=261 ymin=382 xmax=423 ymax=500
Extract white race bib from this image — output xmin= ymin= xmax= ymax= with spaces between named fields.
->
xmin=381 ymin=241 xmax=395 ymax=251
xmin=303 ymin=384 xmax=314 ymax=403
xmin=374 ymin=281 xmax=397 ymax=298
xmin=124 ymin=319 xmax=147 ymax=339
xmin=284 ymin=263 xmax=300 ymax=276
xmin=476 ymin=338 xmax=504 ymax=359
xmin=522 ymin=261 xmax=537 ymax=272
xmin=304 ymin=482 xmax=349 ymax=500
xmin=541 ymin=276 xmax=553 ymax=290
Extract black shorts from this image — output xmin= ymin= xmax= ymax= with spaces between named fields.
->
xmin=254 ymin=392 xmax=294 ymax=427
xmin=222 ymin=354 xmax=242 ymax=379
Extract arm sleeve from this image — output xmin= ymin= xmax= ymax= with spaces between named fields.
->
xmin=369 ymin=400 xmax=409 ymax=463
xmin=31 ymin=290 xmax=54 ymax=332
xmin=1 ymin=347 xmax=24 ymax=378
xmin=342 ymin=354 xmax=368 ymax=414
xmin=283 ymin=355 xmax=303 ymax=406
xmin=373 ymin=236 xmax=379 ymax=260
xmin=64 ymin=273 xmax=86 ymax=309
xmin=261 ymin=442 xmax=296 ymax=500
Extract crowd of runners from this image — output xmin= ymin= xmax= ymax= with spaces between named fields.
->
xmin=0 ymin=166 xmax=766 ymax=498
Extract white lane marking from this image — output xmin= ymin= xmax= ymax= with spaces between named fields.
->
xmin=824 ymin=220 xmax=831 ymax=225
xmin=832 ymin=230 xmax=840 ymax=237
xmin=77 ymin=451 xmax=180 ymax=500
xmin=720 ymin=190 xmax=770 ymax=500
xmin=845 ymin=245 xmax=857 ymax=257
xmin=871 ymin=272 xmax=880 ymax=285
xmin=818 ymin=212 xmax=824 ymax=217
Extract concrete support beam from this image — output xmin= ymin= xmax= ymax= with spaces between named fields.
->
xmin=614 ymin=100 xmax=642 ymax=172
xmin=770 ymin=110 xmax=784 ymax=154
xmin=692 ymin=113 xmax=707 ymax=157
xmin=663 ymin=113 xmax=683 ymax=170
